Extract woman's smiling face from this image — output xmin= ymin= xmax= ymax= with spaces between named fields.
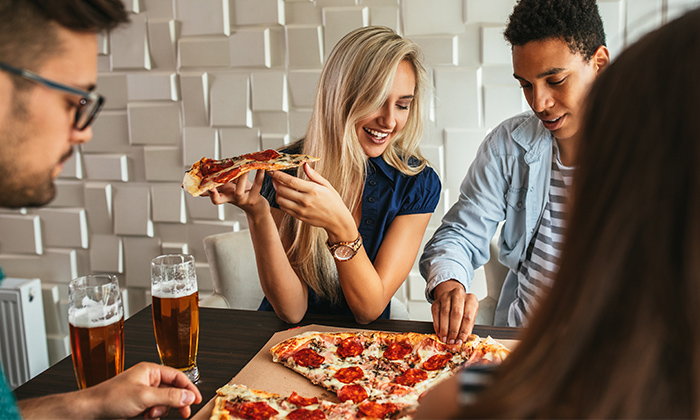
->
xmin=355 ymin=59 xmax=416 ymax=158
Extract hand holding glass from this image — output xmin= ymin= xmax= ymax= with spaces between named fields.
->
xmin=68 ymin=274 xmax=125 ymax=389
xmin=151 ymin=254 xmax=200 ymax=382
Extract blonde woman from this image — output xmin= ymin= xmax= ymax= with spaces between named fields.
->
xmin=208 ymin=26 xmax=440 ymax=324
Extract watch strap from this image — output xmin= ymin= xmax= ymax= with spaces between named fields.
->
xmin=326 ymin=233 xmax=362 ymax=261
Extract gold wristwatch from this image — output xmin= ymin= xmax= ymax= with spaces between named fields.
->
xmin=326 ymin=233 xmax=362 ymax=261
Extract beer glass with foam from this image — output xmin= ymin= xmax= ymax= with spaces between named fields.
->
xmin=68 ymin=274 xmax=125 ymax=389
xmin=151 ymin=254 xmax=200 ymax=381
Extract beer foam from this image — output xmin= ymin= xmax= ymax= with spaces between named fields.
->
xmin=69 ymin=297 xmax=124 ymax=328
xmin=152 ymin=280 xmax=198 ymax=299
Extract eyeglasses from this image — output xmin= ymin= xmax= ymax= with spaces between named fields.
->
xmin=0 ymin=61 xmax=104 ymax=131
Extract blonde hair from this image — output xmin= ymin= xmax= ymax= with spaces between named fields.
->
xmin=281 ymin=26 xmax=430 ymax=305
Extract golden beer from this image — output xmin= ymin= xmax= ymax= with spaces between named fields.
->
xmin=69 ymin=317 xmax=124 ymax=389
xmin=68 ymin=274 xmax=124 ymax=389
xmin=152 ymin=291 xmax=199 ymax=373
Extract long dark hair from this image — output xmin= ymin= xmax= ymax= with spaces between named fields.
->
xmin=461 ymin=7 xmax=700 ymax=418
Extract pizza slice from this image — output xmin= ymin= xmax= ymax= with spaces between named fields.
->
xmin=268 ymin=330 xmax=509 ymax=417
xmin=183 ymin=149 xmax=320 ymax=197
xmin=211 ymin=384 xmax=397 ymax=420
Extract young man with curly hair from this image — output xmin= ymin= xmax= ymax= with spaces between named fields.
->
xmin=420 ymin=0 xmax=609 ymax=340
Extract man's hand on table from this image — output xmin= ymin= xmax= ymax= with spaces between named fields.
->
xmin=18 ymin=362 xmax=203 ymax=419
xmin=431 ymin=280 xmax=479 ymax=345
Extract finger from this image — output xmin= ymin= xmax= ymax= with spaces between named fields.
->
xmin=446 ymin=292 xmax=466 ymax=344
xmin=249 ymin=169 xmax=265 ymax=195
xmin=141 ymin=387 xmax=198 ymax=414
xmin=208 ymin=188 xmax=230 ymax=206
xmin=157 ymin=370 xmax=203 ymax=402
xmin=145 ymin=405 xmax=169 ymax=419
xmin=456 ymin=295 xmax=479 ymax=344
xmin=178 ymin=405 xmax=193 ymax=419
xmin=302 ymin=163 xmax=331 ymax=187
xmin=235 ymin=173 xmax=248 ymax=195
xmin=432 ymin=298 xmax=456 ymax=343
xmin=273 ymin=181 xmax=308 ymax=213
xmin=208 ymin=188 xmax=219 ymax=204
xmin=269 ymin=170 xmax=311 ymax=192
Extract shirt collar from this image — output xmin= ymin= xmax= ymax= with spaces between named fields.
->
xmin=368 ymin=155 xmax=398 ymax=182
xmin=512 ymin=112 xmax=554 ymax=164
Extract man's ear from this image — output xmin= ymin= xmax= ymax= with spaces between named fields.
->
xmin=592 ymin=45 xmax=610 ymax=73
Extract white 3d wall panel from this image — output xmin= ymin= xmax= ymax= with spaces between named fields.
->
xmin=1 ymin=0 xmax=696 ymax=339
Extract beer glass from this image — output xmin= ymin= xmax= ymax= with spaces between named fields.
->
xmin=68 ymin=274 xmax=125 ymax=389
xmin=151 ymin=254 xmax=200 ymax=382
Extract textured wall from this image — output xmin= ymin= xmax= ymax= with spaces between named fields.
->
xmin=0 ymin=0 xmax=698 ymax=362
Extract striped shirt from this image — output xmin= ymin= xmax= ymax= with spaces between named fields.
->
xmin=508 ymin=141 xmax=574 ymax=327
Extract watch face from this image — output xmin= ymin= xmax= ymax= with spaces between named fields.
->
xmin=334 ymin=245 xmax=355 ymax=261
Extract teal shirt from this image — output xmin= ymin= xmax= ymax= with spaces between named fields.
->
xmin=0 ymin=366 xmax=20 ymax=419
xmin=0 ymin=273 xmax=22 ymax=419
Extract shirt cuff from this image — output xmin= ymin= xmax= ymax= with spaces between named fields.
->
xmin=424 ymin=271 xmax=469 ymax=303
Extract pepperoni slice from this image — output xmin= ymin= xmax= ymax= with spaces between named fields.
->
xmin=337 ymin=384 xmax=368 ymax=403
xmin=240 ymin=149 xmax=280 ymax=161
xmin=292 ymin=348 xmax=325 ymax=368
xmin=201 ymin=149 xmax=281 ymax=179
xmin=286 ymin=408 xmax=327 ymax=420
xmin=383 ymin=340 xmax=412 ymax=360
xmin=226 ymin=401 xmax=279 ymax=420
xmin=394 ymin=368 xmax=428 ymax=386
xmin=334 ymin=366 xmax=364 ymax=384
xmin=287 ymin=392 xmax=319 ymax=407
xmin=422 ymin=353 xmax=453 ymax=371
xmin=358 ymin=401 xmax=399 ymax=418
xmin=337 ymin=337 xmax=364 ymax=358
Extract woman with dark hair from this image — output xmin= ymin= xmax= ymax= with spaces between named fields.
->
xmin=416 ymin=6 xmax=700 ymax=419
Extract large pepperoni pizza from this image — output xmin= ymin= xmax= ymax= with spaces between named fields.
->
xmin=183 ymin=149 xmax=320 ymax=197
xmin=210 ymin=330 xmax=510 ymax=419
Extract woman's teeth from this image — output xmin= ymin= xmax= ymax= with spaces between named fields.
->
xmin=364 ymin=127 xmax=389 ymax=140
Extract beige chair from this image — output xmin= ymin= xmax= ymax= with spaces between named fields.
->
xmin=200 ymin=230 xmax=410 ymax=319
xmin=200 ymin=230 xmax=264 ymax=310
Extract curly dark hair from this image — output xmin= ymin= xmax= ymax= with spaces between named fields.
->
xmin=504 ymin=0 xmax=606 ymax=61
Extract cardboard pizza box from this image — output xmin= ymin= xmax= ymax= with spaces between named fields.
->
xmin=193 ymin=324 xmax=517 ymax=419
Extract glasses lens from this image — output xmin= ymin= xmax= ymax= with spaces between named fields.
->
xmin=75 ymin=94 xmax=104 ymax=131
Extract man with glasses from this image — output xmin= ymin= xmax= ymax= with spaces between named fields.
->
xmin=0 ymin=0 xmax=202 ymax=418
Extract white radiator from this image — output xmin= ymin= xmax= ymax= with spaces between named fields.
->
xmin=0 ymin=278 xmax=49 ymax=389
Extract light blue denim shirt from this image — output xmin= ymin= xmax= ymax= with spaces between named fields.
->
xmin=420 ymin=111 xmax=554 ymax=315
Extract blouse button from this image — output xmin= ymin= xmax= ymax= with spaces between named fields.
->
xmin=368 ymin=196 xmax=376 ymax=203
xmin=365 ymin=219 xmax=374 ymax=225
xmin=369 ymin=179 xmax=377 ymax=186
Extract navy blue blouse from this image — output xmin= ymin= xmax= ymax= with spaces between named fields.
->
xmin=258 ymin=153 xmax=441 ymax=319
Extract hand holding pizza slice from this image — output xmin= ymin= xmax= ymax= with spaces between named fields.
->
xmin=183 ymin=149 xmax=320 ymax=197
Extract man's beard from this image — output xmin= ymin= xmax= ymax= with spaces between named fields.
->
xmin=0 ymin=101 xmax=61 ymax=208
xmin=0 ymin=164 xmax=57 ymax=208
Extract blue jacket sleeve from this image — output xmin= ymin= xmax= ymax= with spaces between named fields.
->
xmin=419 ymin=130 xmax=509 ymax=302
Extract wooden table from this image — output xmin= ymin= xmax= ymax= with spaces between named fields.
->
xmin=14 ymin=306 xmax=520 ymax=418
